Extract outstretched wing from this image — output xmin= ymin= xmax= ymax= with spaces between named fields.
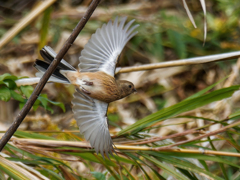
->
xmin=72 ymin=89 xmax=115 ymax=158
xmin=79 ymin=17 xmax=139 ymax=76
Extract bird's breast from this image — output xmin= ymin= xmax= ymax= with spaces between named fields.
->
xmin=73 ymin=71 xmax=121 ymax=103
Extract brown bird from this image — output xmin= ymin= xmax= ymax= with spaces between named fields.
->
xmin=34 ymin=17 xmax=139 ymax=158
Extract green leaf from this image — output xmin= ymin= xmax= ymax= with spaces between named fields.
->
xmin=144 ymin=152 xmax=224 ymax=180
xmin=176 ymin=168 xmax=198 ymax=180
xmin=126 ymin=153 xmax=152 ymax=180
xmin=199 ymin=160 xmax=209 ymax=171
xmin=94 ymin=155 xmax=119 ymax=180
xmin=140 ymin=154 xmax=188 ymax=180
xmin=126 ymin=153 xmax=166 ymax=180
xmin=38 ymin=95 xmax=48 ymax=109
xmin=184 ymin=76 xmax=228 ymax=100
xmin=0 ymin=86 xmax=11 ymax=101
xmin=0 ymin=79 xmax=17 ymax=89
xmin=46 ymin=98 xmax=65 ymax=112
xmin=147 ymin=150 xmax=240 ymax=172
xmin=208 ymin=137 xmax=229 ymax=180
xmin=33 ymin=99 xmax=41 ymax=111
xmin=63 ymin=152 xmax=116 ymax=167
xmin=45 ymin=105 xmax=54 ymax=114
xmin=14 ymin=130 xmax=56 ymax=140
xmin=5 ymin=144 xmax=38 ymax=159
xmin=0 ymin=170 xmax=5 ymax=180
xmin=7 ymin=158 xmax=50 ymax=166
xmin=38 ymin=94 xmax=65 ymax=112
xmin=121 ymin=166 xmax=137 ymax=180
xmin=118 ymin=85 xmax=240 ymax=135
xmin=113 ymin=155 xmax=136 ymax=165
xmin=19 ymin=102 xmax=25 ymax=109
xmin=18 ymin=87 xmax=64 ymax=113
xmin=10 ymin=90 xmax=25 ymax=102
xmin=108 ymin=175 xmax=128 ymax=180
xmin=20 ymin=85 xmax=33 ymax=98
xmin=229 ymin=110 xmax=240 ymax=119
xmin=40 ymin=167 xmax=64 ymax=180
xmin=91 ymin=172 xmax=106 ymax=180
xmin=0 ymin=157 xmax=31 ymax=180
xmin=0 ymin=73 xmax=18 ymax=82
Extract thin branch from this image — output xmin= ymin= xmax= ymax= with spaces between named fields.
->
xmin=116 ymin=51 xmax=240 ymax=73
xmin=0 ymin=0 xmax=102 ymax=152
xmin=124 ymin=129 xmax=202 ymax=145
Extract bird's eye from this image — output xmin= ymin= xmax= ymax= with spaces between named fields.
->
xmin=128 ymin=85 xmax=132 ymax=88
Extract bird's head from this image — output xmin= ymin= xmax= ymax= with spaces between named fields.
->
xmin=118 ymin=80 xmax=136 ymax=98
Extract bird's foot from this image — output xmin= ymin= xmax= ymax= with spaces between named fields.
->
xmin=81 ymin=87 xmax=91 ymax=95
xmin=83 ymin=80 xmax=93 ymax=86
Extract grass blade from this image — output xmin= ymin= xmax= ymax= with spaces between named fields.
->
xmin=118 ymin=85 xmax=240 ymax=135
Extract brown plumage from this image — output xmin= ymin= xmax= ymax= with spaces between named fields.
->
xmin=61 ymin=71 xmax=136 ymax=103
xmin=34 ymin=17 xmax=139 ymax=158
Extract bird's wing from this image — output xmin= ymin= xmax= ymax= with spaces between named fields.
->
xmin=79 ymin=17 xmax=139 ymax=77
xmin=72 ymin=89 xmax=115 ymax=158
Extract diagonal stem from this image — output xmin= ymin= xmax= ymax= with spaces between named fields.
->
xmin=155 ymin=119 xmax=240 ymax=150
xmin=0 ymin=0 xmax=102 ymax=152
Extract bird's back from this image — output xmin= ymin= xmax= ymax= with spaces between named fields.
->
xmin=78 ymin=71 xmax=121 ymax=103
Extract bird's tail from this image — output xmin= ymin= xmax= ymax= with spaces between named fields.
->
xmin=34 ymin=46 xmax=77 ymax=84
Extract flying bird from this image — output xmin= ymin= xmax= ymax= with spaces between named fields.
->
xmin=34 ymin=17 xmax=139 ymax=158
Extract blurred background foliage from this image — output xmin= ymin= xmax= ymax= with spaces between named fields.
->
xmin=0 ymin=0 xmax=240 ymax=179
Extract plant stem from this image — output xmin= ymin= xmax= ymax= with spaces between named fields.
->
xmin=11 ymin=138 xmax=240 ymax=158
xmin=155 ymin=119 xmax=240 ymax=150
xmin=15 ymin=51 xmax=240 ymax=86
xmin=116 ymin=51 xmax=240 ymax=73
xmin=208 ymin=137 xmax=229 ymax=180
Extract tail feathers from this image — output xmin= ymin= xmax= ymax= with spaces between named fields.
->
xmin=34 ymin=60 xmax=70 ymax=84
xmin=40 ymin=46 xmax=76 ymax=71
xmin=35 ymin=72 xmax=69 ymax=84
xmin=34 ymin=46 xmax=77 ymax=84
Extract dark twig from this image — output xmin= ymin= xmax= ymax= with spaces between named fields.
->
xmin=125 ymin=129 xmax=203 ymax=145
xmin=0 ymin=0 xmax=102 ymax=151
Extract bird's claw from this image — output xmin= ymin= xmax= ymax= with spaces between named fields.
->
xmin=81 ymin=87 xmax=91 ymax=95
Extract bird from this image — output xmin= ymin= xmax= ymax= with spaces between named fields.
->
xmin=34 ymin=17 xmax=139 ymax=158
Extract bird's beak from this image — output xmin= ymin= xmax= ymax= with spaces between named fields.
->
xmin=133 ymin=88 xmax=137 ymax=93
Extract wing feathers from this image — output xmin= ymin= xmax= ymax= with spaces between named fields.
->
xmin=34 ymin=18 xmax=139 ymax=159
xmin=85 ymin=42 xmax=109 ymax=59
xmin=95 ymin=29 xmax=112 ymax=56
xmin=79 ymin=17 xmax=138 ymax=76
xmin=72 ymin=90 xmax=114 ymax=158
xmin=119 ymin=16 xmax=127 ymax=30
